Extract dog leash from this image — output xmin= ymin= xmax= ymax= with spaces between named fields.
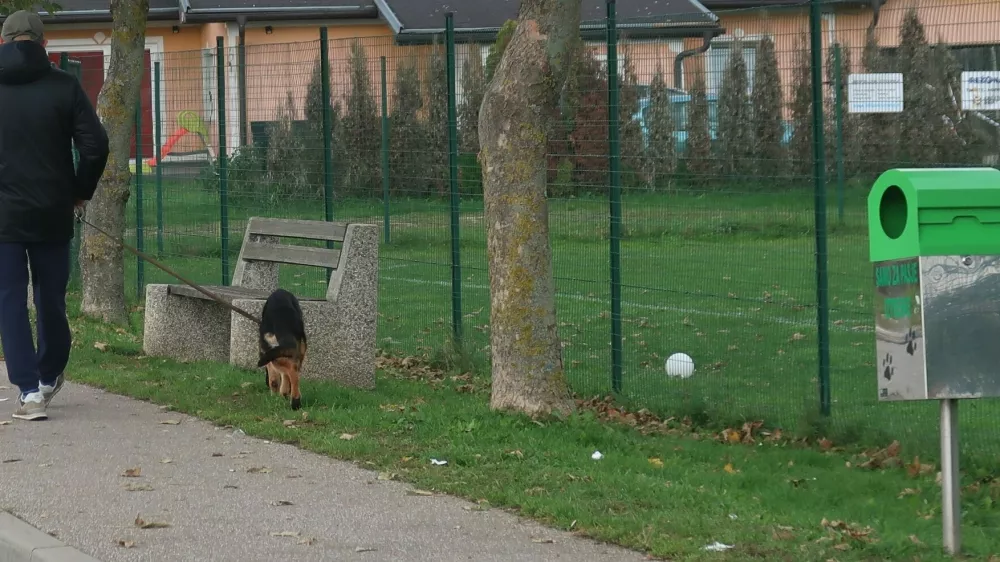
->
xmin=74 ymin=208 xmax=262 ymax=325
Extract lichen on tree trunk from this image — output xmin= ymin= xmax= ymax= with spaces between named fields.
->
xmin=478 ymin=0 xmax=582 ymax=418
xmin=79 ymin=0 xmax=149 ymax=324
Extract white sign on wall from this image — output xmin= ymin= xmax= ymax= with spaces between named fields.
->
xmin=848 ymin=73 xmax=904 ymax=114
xmin=961 ymin=71 xmax=1000 ymax=111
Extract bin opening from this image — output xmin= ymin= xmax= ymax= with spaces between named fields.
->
xmin=880 ymin=185 xmax=907 ymax=240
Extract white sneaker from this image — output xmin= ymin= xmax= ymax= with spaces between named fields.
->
xmin=12 ymin=392 xmax=47 ymax=421
xmin=39 ymin=373 xmax=65 ymax=406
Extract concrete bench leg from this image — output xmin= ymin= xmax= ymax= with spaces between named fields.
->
xmin=229 ymin=298 xmax=266 ymax=371
xmin=228 ymin=299 xmax=374 ymax=389
xmin=143 ymin=284 xmax=232 ymax=364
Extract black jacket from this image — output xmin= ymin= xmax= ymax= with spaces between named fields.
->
xmin=0 ymin=39 xmax=109 ymax=243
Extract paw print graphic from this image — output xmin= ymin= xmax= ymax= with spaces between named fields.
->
xmin=904 ymin=328 xmax=917 ymax=356
xmin=882 ymin=353 xmax=894 ymax=381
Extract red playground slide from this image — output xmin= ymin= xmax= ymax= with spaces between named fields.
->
xmin=145 ymin=127 xmax=189 ymax=168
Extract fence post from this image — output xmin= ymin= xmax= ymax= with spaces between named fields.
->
xmin=833 ymin=43 xmax=846 ymax=225
xmin=135 ymin=91 xmax=145 ymax=299
xmin=217 ymin=36 xmax=230 ymax=286
xmin=809 ymin=0 xmax=832 ymax=416
xmin=380 ymin=56 xmax=391 ymax=245
xmin=154 ymin=60 xmax=164 ymax=257
xmin=606 ymin=0 xmax=624 ymax=394
xmin=445 ymin=13 xmax=463 ymax=346
xmin=320 ymin=27 xmax=335 ymax=282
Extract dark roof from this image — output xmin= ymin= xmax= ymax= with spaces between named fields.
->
xmin=377 ymin=0 xmax=722 ymax=43
xmin=181 ymin=0 xmax=378 ymax=22
xmin=698 ymin=0 xmax=867 ymax=9
xmin=12 ymin=0 xmax=378 ymax=23
xmin=31 ymin=0 xmax=178 ymax=22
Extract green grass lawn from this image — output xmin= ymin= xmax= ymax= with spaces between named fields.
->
xmin=58 ymin=298 xmax=1000 ymax=561
xmin=88 ymin=175 xmax=1000 ymax=468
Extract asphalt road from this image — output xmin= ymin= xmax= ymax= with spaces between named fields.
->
xmin=0 ymin=363 xmax=646 ymax=562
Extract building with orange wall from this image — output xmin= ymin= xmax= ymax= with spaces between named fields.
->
xmin=14 ymin=0 xmax=723 ymax=165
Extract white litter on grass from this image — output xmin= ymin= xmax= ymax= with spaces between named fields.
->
xmin=703 ymin=542 xmax=734 ymax=552
xmin=591 ymin=451 xmax=603 ymax=460
xmin=430 ymin=459 xmax=448 ymax=466
xmin=728 ymin=514 xmax=738 ymax=520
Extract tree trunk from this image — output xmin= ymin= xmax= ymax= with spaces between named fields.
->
xmin=478 ymin=0 xmax=581 ymax=417
xmin=79 ymin=0 xmax=149 ymax=324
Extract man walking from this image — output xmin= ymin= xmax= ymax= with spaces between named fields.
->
xmin=0 ymin=10 xmax=109 ymax=421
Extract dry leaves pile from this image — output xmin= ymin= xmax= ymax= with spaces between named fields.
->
xmin=817 ymin=518 xmax=878 ymax=551
xmin=376 ymin=353 xmax=483 ymax=394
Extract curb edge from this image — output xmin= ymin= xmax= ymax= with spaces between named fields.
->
xmin=0 ymin=512 xmax=104 ymax=562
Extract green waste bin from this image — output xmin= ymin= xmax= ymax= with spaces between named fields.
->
xmin=868 ymin=167 xmax=1000 ymax=401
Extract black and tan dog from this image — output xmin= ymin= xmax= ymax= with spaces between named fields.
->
xmin=257 ymin=289 xmax=307 ymax=410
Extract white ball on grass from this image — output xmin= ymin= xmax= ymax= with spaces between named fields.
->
xmin=665 ymin=353 xmax=695 ymax=378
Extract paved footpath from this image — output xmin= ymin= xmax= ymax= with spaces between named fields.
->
xmin=0 ymin=364 xmax=647 ymax=562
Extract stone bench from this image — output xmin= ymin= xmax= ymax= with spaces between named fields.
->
xmin=142 ymin=217 xmax=379 ymax=389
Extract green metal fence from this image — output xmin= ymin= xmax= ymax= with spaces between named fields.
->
xmin=57 ymin=0 xmax=1000 ymax=467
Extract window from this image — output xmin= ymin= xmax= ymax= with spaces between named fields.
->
xmin=878 ymin=44 xmax=999 ymax=72
xmin=706 ymin=40 xmax=757 ymax=96
xmin=950 ymin=44 xmax=1000 ymax=71
xmin=453 ymin=43 xmax=490 ymax=128
xmin=202 ymin=50 xmax=216 ymax=120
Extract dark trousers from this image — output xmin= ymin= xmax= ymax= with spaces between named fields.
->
xmin=0 ymin=241 xmax=72 ymax=394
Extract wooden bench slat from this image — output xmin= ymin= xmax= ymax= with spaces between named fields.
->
xmin=167 ymin=284 xmax=324 ymax=302
xmin=247 ymin=217 xmax=347 ymax=242
xmin=242 ymin=241 xmax=342 ymax=269
xmin=167 ymin=285 xmax=269 ymax=303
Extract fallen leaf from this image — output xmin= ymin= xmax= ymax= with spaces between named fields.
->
xmin=886 ymin=440 xmax=901 ymax=458
xmin=648 ymin=457 xmax=664 ymax=468
xmin=297 ymin=537 xmax=316 ymax=545
xmin=282 ymin=420 xmax=296 ymax=427
xmin=2 ymin=458 xmax=22 ymax=464
xmin=116 ymin=539 xmax=136 ymax=549
xmin=223 ymin=485 xmax=239 ymax=489
xmin=407 ymin=489 xmax=434 ymax=496
xmin=339 ymin=433 xmax=356 ymax=440
xmin=247 ymin=466 xmax=272 ymax=474
xmin=271 ymin=500 xmax=293 ymax=506
xmin=160 ymin=459 xmax=172 ymax=464
xmin=818 ymin=438 xmax=834 ymax=451
xmin=909 ymin=534 xmax=924 ymax=545
xmin=270 ymin=531 xmax=301 ymax=538
xmin=94 ymin=342 xmax=108 ymax=352
xmin=531 ymin=538 xmax=555 ymax=544
xmin=355 ymin=547 xmax=377 ymax=553
xmin=122 ymin=467 xmax=142 ymax=478
xmin=211 ymin=452 xmax=223 ymax=457
xmin=134 ymin=516 xmax=170 ymax=529
xmin=124 ymin=483 xmax=154 ymax=492
xmin=772 ymin=525 xmax=795 ymax=540
xmin=834 ymin=543 xmax=850 ymax=551
xmin=240 ymin=382 xmax=253 ymax=389
xmin=160 ymin=420 xmax=180 ymax=425
xmin=377 ymin=472 xmax=397 ymax=481
xmin=723 ymin=463 xmax=738 ymax=474
xmin=898 ymin=488 xmax=920 ymax=499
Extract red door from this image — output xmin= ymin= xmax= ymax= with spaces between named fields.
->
xmin=48 ymin=49 xmax=154 ymax=160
